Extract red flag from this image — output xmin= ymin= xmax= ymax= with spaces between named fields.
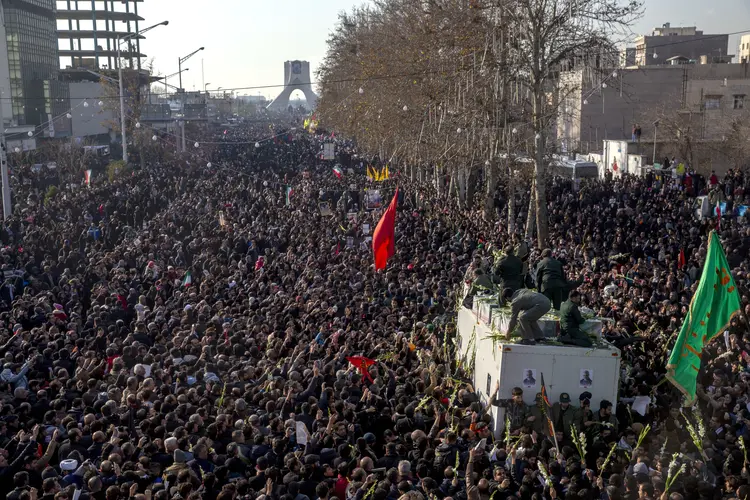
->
xmin=540 ymin=372 xmax=559 ymax=448
xmin=347 ymin=356 xmax=376 ymax=383
xmin=678 ymin=248 xmax=686 ymax=269
xmin=716 ymin=201 xmax=722 ymax=231
xmin=372 ymin=188 xmax=399 ymax=270
xmin=335 ymin=241 xmax=340 ymax=256
xmin=540 ymin=372 xmax=552 ymax=408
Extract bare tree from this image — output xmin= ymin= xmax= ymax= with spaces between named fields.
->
xmin=503 ymin=0 xmax=642 ymax=247
xmin=316 ymin=0 xmax=642 ymax=245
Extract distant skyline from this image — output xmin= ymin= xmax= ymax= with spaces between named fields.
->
xmin=138 ymin=0 xmax=750 ymax=100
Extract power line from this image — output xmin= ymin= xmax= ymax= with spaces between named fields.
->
xmin=1 ymin=27 xmax=748 ymax=105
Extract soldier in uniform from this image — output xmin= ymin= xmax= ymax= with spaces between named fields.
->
xmin=559 ymin=290 xmax=593 ymax=347
xmin=463 ymin=268 xmax=494 ymax=309
xmin=535 ymin=248 xmax=568 ymax=310
xmin=501 ymin=287 xmax=552 ymax=345
xmin=493 ymin=245 xmax=524 ymax=293
xmin=549 ymin=393 xmax=579 ymax=440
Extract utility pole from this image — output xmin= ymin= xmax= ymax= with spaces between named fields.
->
xmin=0 ymin=96 xmax=10 ymax=220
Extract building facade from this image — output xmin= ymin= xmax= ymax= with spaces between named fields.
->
xmin=739 ymin=34 xmax=750 ymax=64
xmin=57 ymin=0 xmax=145 ymax=70
xmin=633 ymin=23 xmax=729 ymax=66
xmin=557 ymin=63 xmax=750 ymax=154
xmin=0 ymin=0 xmax=69 ymax=135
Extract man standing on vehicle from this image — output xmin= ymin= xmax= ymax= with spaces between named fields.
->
xmin=535 ymin=249 xmax=570 ymax=310
xmin=501 ymin=287 xmax=551 ymax=345
xmin=493 ymin=245 xmax=524 ymax=293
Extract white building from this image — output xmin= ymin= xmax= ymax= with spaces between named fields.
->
xmin=739 ymin=34 xmax=750 ymax=64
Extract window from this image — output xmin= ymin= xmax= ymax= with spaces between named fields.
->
xmin=704 ymin=96 xmax=722 ymax=110
xmin=734 ymin=95 xmax=745 ymax=110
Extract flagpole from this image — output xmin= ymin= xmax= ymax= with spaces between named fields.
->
xmin=540 ymin=372 xmax=560 ymax=451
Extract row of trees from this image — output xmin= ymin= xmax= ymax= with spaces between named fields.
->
xmin=315 ymin=0 xmax=643 ymax=247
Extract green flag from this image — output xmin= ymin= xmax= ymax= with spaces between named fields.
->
xmin=667 ymin=232 xmax=740 ymax=404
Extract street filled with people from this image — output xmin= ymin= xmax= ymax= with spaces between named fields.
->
xmin=0 ymin=121 xmax=748 ymax=500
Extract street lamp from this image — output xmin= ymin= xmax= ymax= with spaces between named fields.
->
xmin=164 ymin=68 xmax=188 ymax=97
xmin=204 ymin=82 xmax=212 ymax=93
xmin=178 ymin=47 xmax=204 ymax=90
xmin=118 ymin=20 xmax=169 ymax=165
xmin=652 ymin=120 xmax=659 ymax=166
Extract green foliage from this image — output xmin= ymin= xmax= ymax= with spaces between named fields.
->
xmin=107 ymin=160 xmax=129 ymax=182
xmin=43 ymin=185 xmax=58 ymax=205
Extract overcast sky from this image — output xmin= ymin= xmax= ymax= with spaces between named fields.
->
xmin=138 ymin=0 xmax=750 ymax=99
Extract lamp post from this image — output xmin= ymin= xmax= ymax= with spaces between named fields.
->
xmin=653 ymin=120 xmax=659 ymax=166
xmin=118 ymin=20 xmax=169 ymax=165
xmin=176 ymin=48 xmax=204 ymax=152
xmin=178 ymin=47 xmax=204 ymax=90
xmin=204 ymin=82 xmax=211 ymax=93
xmin=164 ymin=68 xmax=188 ymax=99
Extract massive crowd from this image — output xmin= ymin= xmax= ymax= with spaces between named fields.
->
xmin=0 ymin=121 xmax=747 ymax=500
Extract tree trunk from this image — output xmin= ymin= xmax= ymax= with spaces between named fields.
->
xmin=484 ymin=160 xmax=497 ymax=220
xmin=436 ymin=164 xmax=444 ymax=197
xmin=525 ymin=177 xmax=536 ymax=241
xmin=457 ymin=167 xmax=467 ymax=208
xmin=507 ymin=170 xmax=516 ymax=233
xmin=465 ymin=166 xmax=476 ymax=211
xmin=532 ymin=86 xmax=549 ymax=249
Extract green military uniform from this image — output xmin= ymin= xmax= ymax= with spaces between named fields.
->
xmin=515 ymin=240 xmax=530 ymax=284
xmin=529 ymin=394 xmax=546 ymax=436
xmin=536 ymin=257 xmax=567 ymax=309
xmin=559 ymin=299 xmax=592 ymax=347
xmin=549 ymin=396 xmax=580 ymax=439
xmin=493 ymin=253 xmax=524 ymax=292
xmin=463 ymin=273 xmax=494 ymax=309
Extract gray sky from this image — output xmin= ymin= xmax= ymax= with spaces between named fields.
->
xmin=138 ymin=0 xmax=750 ymax=99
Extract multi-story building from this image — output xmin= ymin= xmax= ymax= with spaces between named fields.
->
xmin=739 ymin=34 xmax=750 ymax=64
xmin=57 ymin=0 xmax=145 ymax=70
xmin=0 ymin=0 xmax=70 ymax=136
xmin=557 ymin=63 xmax=750 ymax=153
xmin=633 ymin=23 xmax=729 ymax=66
xmin=619 ymin=47 xmax=636 ymax=67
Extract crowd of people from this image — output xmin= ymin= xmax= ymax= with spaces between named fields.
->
xmin=0 ymin=119 xmax=747 ymax=500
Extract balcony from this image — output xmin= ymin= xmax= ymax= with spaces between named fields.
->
xmin=57 ymin=30 xmax=145 ymax=40
xmin=56 ymin=10 xmax=144 ymax=22
xmin=59 ymin=49 xmax=145 ymax=58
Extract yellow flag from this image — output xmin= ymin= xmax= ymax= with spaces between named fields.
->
xmin=384 ymin=165 xmax=390 ymax=179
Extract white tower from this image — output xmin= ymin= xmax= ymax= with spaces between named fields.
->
xmin=266 ymin=60 xmax=318 ymax=111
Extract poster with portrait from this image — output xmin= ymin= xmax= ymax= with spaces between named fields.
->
xmin=579 ymin=369 xmax=594 ymax=388
xmin=365 ymin=190 xmax=382 ymax=210
xmin=319 ymin=202 xmax=332 ymax=217
xmin=522 ymin=369 xmax=537 ymax=388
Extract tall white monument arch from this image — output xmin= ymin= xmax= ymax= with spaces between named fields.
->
xmin=266 ymin=60 xmax=318 ymax=111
